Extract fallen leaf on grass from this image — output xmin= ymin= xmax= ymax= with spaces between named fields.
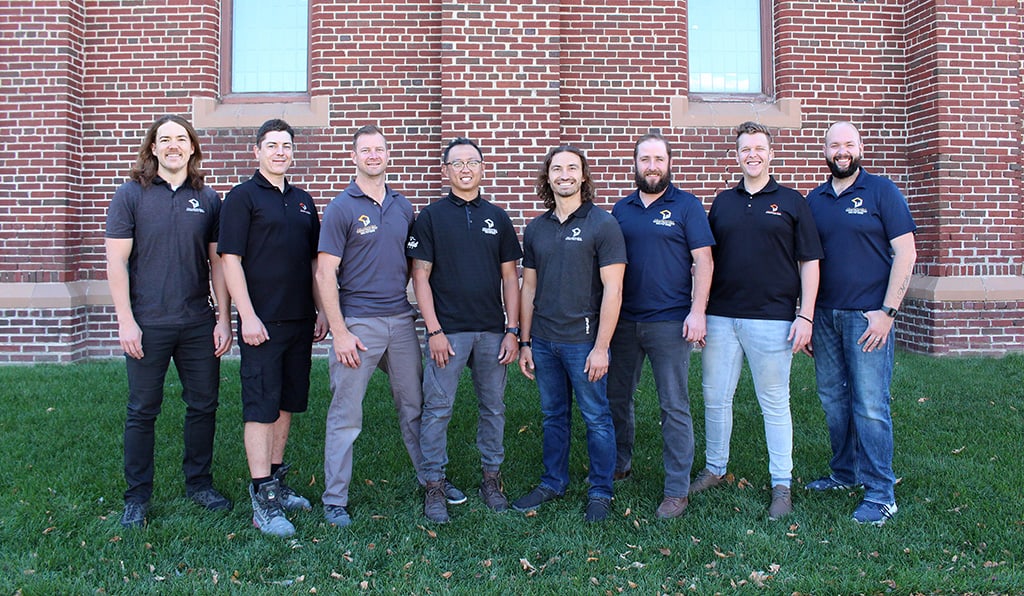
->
xmin=628 ymin=581 xmax=638 ymax=588
xmin=109 ymin=536 xmax=121 ymax=543
xmin=589 ymin=577 xmax=599 ymax=585
xmin=983 ymin=561 xmax=1004 ymax=568
xmin=364 ymin=479 xmax=374 ymax=486
xmin=880 ymin=579 xmax=897 ymax=589
xmin=690 ymin=536 xmax=700 ymax=545
xmin=367 ymin=543 xmax=375 ymax=550
xmin=42 ymin=527 xmax=56 ymax=535
xmin=359 ymin=580 xmax=369 ymax=589
xmin=525 ymin=510 xmax=538 ymax=518
xmin=518 ymin=426 xmax=530 ymax=434
xmin=519 ymin=558 xmax=537 ymax=575
xmin=481 ymin=559 xmax=492 ymax=568
xmin=659 ymin=547 xmax=671 ymax=556
xmin=587 ymin=557 xmax=599 ymax=562
xmin=308 ymin=474 xmax=316 ymax=487
xmin=330 ymin=571 xmax=343 ymax=579
xmin=416 ymin=525 xmax=437 ymax=538
xmin=952 ymin=446 xmax=966 ymax=455
xmin=713 ymin=546 xmax=734 ymax=558
xmin=342 ymin=551 xmax=353 ymax=562
xmin=749 ymin=570 xmax=771 ymax=587
xmin=736 ymin=477 xmax=752 ymax=490
xmin=917 ymin=397 xmax=929 ymax=403
xmin=769 ymin=563 xmax=780 ymax=573
xmin=623 ymin=507 xmax=631 ymax=517
xmin=441 ymin=571 xmax=453 ymax=579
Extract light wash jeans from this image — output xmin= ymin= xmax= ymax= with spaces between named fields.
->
xmin=701 ymin=315 xmax=794 ymax=487
xmin=812 ymin=308 xmax=897 ymax=505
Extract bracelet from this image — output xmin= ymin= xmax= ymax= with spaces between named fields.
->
xmin=518 ymin=340 xmax=532 ymax=348
xmin=427 ymin=328 xmax=444 ymax=337
xmin=796 ymin=314 xmax=813 ymax=325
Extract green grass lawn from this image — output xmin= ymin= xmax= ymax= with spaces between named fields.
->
xmin=1 ymin=350 xmax=1022 ymax=594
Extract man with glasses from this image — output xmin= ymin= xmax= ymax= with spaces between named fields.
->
xmin=406 ymin=137 xmax=523 ymax=523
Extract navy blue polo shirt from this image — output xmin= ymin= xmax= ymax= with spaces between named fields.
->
xmin=611 ymin=184 xmax=715 ymax=322
xmin=807 ymin=169 xmax=916 ymax=310
xmin=522 ymin=201 xmax=627 ymax=343
xmin=319 ymin=181 xmax=416 ymax=318
xmin=406 ymin=192 xmax=523 ymax=333
xmin=105 ymin=177 xmax=220 ymax=327
xmin=707 ymin=177 xmax=823 ymax=320
xmin=218 ymin=170 xmax=320 ymax=322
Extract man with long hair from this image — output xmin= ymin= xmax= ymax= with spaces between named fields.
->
xmin=512 ymin=146 xmax=626 ymax=522
xmin=106 ymin=114 xmax=233 ymax=528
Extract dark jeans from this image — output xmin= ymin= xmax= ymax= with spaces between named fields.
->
xmin=123 ymin=320 xmax=220 ymax=504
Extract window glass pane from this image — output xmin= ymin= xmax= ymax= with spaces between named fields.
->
xmin=232 ymin=0 xmax=308 ymax=93
xmin=688 ymin=0 xmax=762 ymax=94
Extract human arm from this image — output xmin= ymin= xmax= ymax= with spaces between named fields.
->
xmin=518 ymin=267 xmax=537 ymax=380
xmin=208 ymin=243 xmax=233 ymax=357
xmin=498 ymin=260 xmax=521 ymax=365
xmin=311 ymin=260 xmax=328 ymax=341
xmin=585 ymin=263 xmax=625 ymax=382
xmin=315 ymin=252 xmax=367 ymax=367
xmin=220 ymin=253 xmax=269 ymax=346
xmin=411 ymin=259 xmax=454 ymax=368
xmin=106 ymin=238 xmax=144 ymax=359
xmin=858 ymin=232 xmax=917 ymax=352
xmin=790 ymin=259 xmax=819 ymax=356
xmin=684 ymin=246 xmax=713 ymax=345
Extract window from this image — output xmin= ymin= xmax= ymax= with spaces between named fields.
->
xmin=224 ymin=0 xmax=309 ymax=95
xmin=688 ymin=0 xmax=773 ymax=97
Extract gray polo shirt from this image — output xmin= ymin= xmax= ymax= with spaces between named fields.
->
xmin=522 ymin=201 xmax=627 ymax=343
xmin=318 ymin=181 xmax=416 ymax=318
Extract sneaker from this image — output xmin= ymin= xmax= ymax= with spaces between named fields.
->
xmin=613 ymin=468 xmax=632 ymax=482
xmin=273 ymin=464 xmax=312 ymax=511
xmin=479 ymin=470 xmax=509 ymax=512
xmin=188 ymin=487 xmax=233 ymax=512
xmin=655 ymin=496 xmax=689 ymax=519
xmin=443 ymin=479 xmax=468 ymax=505
xmin=324 ymin=504 xmax=352 ymax=528
xmin=511 ymin=484 xmax=561 ymax=511
xmin=249 ymin=480 xmax=295 ymax=537
xmin=120 ymin=501 xmax=148 ymax=528
xmin=852 ymin=500 xmax=897 ymax=526
xmin=584 ymin=496 xmax=611 ymax=522
xmin=688 ymin=468 xmax=724 ymax=495
xmin=805 ymin=475 xmax=858 ymax=492
xmin=768 ymin=485 xmax=793 ymax=520
xmin=424 ymin=479 xmax=450 ymax=523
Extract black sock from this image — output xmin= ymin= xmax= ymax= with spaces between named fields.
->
xmin=252 ymin=476 xmax=272 ymax=492
xmin=270 ymin=463 xmax=282 ymax=476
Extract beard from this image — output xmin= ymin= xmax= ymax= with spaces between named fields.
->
xmin=635 ymin=168 xmax=672 ymax=195
xmin=826 ymin=153 xmax=861 ymax=179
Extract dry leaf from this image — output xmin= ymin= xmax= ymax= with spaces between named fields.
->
xmin=623 ymin=507 xmax=631 ymax=517
xmin=983 ymin=561 xmax=1002 ymax=568
xmin=518 ymin=425 xmax=530 ymax=433
xmin=42 ymin=527 xmax=56 ymax=535
xmin=441 ymin=571 xmax=453 ymax=579
xmin=917 ymin=397 xmax=929 ymax=403
xmin=481 ymin=559 xmax=492 ymax=567
xmin=416 ymin=525 xmax=437 ymax=538
xmin=590 ymin=577 xmax=600 ymax=585
xmin=880 ymin=579 xmax=897 ymax=588
xmin=659 ymin=547 xmax=671 ymax=556
xmin=951 ymin=446 xmax=966 ymax=454
xmin=109 ymin=536 xmax=121 ymax=543
xmin=525 ymin=510 xmax=538 ymax=518
xmin=519 ymin=558 xmax=537 ymax=575
xmin=308 ymin=474 xmax=316 ymax=487
xmin=768 ymin=563 xmax=780 ymax=573
xmin=367 ymin=543 xmax=375 ymax=550
xmin=330 ymin=571 xmax=343 ymax=579
xmin=359 ymin=581 xmax=369 ymax=589
xmin=587 ymin=557 xmax=599 ymax=562
xmin=628 ymin=581 xmax=638 ymax=588
xmin=737 ymin=477 xmax=752 ymax=490
xmin=364 ymin=479 xmax=374 ymax=486
xmin=749 ymin=570 xmax=771 ymax=587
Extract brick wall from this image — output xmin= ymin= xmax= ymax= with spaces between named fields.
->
xmin=2 ymin=0 xmax=1022 ymax=362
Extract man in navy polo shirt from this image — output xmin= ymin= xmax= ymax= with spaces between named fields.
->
xmin=511 ymin=146 xmax=627 ymax=523
xmin=804 ymin=121 xmax=917 ymax=527
xmin=608 ymin=131 xmax=715 ymax=520
xmin=220 ymin=119 xmax=327 ymax=537
xmin=106 ymin=114 xmax=233 ymax=529
xmin=406 ymin=137 xmax=523 ymax=523
xmin=689 ymin=122 xmax=823 ymax=521
xmin=316 ymin=125 xmax=466 ymax=528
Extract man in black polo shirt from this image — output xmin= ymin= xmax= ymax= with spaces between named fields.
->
xmin=106 ymin=114 xmax=233 ymax=529
xmin=220 ymin=119 xmax=327 ymax=537
xmin=406 ymin=137 xmax=523 ymax=523
xmin=512 ymin=146 xmax=627 ymax=523
xmin=690 ymin=121 xmax=823 ymax=521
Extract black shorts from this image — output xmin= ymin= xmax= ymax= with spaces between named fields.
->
xmin=238 ymin=319 xmax=314 ymax=423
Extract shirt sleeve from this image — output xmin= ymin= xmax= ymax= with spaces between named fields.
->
xmin=405 ymin=207 xmax=434 ymax=262
xmin=317 ymin=197 xmax=349 ymax=260
xmin=105 ymin=182 xmax=137 ymax=239
xmin=497 ymin=210 xmax=523 ymax=263
xmin=877 ymin=178 xmax=917 ymax=240
xmin=218 ymin=185 xmax=252 ymax=257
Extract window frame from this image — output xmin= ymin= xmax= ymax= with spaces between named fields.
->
xmin=219 ymin=0 xmax=312 ymax=103
xmin=687 ymin=0 xmax=774 ymax=101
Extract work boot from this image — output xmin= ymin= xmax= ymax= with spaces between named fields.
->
xmin=249 ymin=480 xmax=295 ymax=537
xmin=479 ymin=470 xmax=509 ymax=512
xmin=424 ymin=479 xmax=450 ymax=523
xmin=768 ymin=485 xmax=793 ymax=520
xmin=273 ymin=464 xmax=312 ymax=511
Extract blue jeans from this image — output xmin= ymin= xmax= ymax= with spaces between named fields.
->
xmin=420 ymin=331 xmax=507 ymax=481
xmin=607 ymin=319 xmax=694 ymax=497
xmin=812 ymin=308 xmax=896 ymax=505
xmin=531 ymin=337 xmax=616 ymax=499
xmin=123 ymin=320 xmax=220 ymax=503
xmin=701 ymin=316 xmax=794 ymax=487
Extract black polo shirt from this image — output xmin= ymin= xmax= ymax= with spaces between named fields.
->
xmin=522 ymin=201 xmax=627 ymax=343
xmin=406 ymin=192 xmax=523 ymax=333
xmin=218 ymin=170 xmax=319 ymax=322
xmin=105 ymin=177 xmax=220 ymax=327
xmin=707 ymin=176 xmax=823 ymax=320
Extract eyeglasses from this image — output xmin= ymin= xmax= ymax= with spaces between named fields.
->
xmin=445 ymin=159 xmax=483 ymax=170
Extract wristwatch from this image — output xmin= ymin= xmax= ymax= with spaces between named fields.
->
xmin=881 ymin=305 xmax=899 ymax=318
xmin=505 ymin=326 xmax=520 ymax=337
xmin=518 ymin=340 xmax=532 ymax=348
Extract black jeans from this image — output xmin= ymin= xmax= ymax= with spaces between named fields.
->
xmin=123 ymin=320 xmax=220 ymax=503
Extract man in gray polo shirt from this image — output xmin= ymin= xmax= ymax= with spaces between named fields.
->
xmin=316 ymin=125 xmax=465 ymax=527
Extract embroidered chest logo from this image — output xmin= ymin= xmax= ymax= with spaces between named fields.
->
xmin=482 ymin=218 xmax=498 ymax=235
xmin=765 ymin=203 xmax=782 ymax=217
xmin=565 ymin=227 xmax=583 ymax=242
xmin=185 ymin=198 xmax=206 ymax=214
xmin=298 ymin=202 xmax=312 ymax=216
xmin=653 ymin=209 xmax=675 ymax=227
xmin=356 ymin=214 xmax=378 ymax=235
xmin=845 ymin=197 xmax=867 ymax=215
xmin=406 ymin=234 xmax=419 ymax=249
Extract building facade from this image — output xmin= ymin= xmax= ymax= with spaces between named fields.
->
xmin=1 ymin=0 xmax=1021 ymax=362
